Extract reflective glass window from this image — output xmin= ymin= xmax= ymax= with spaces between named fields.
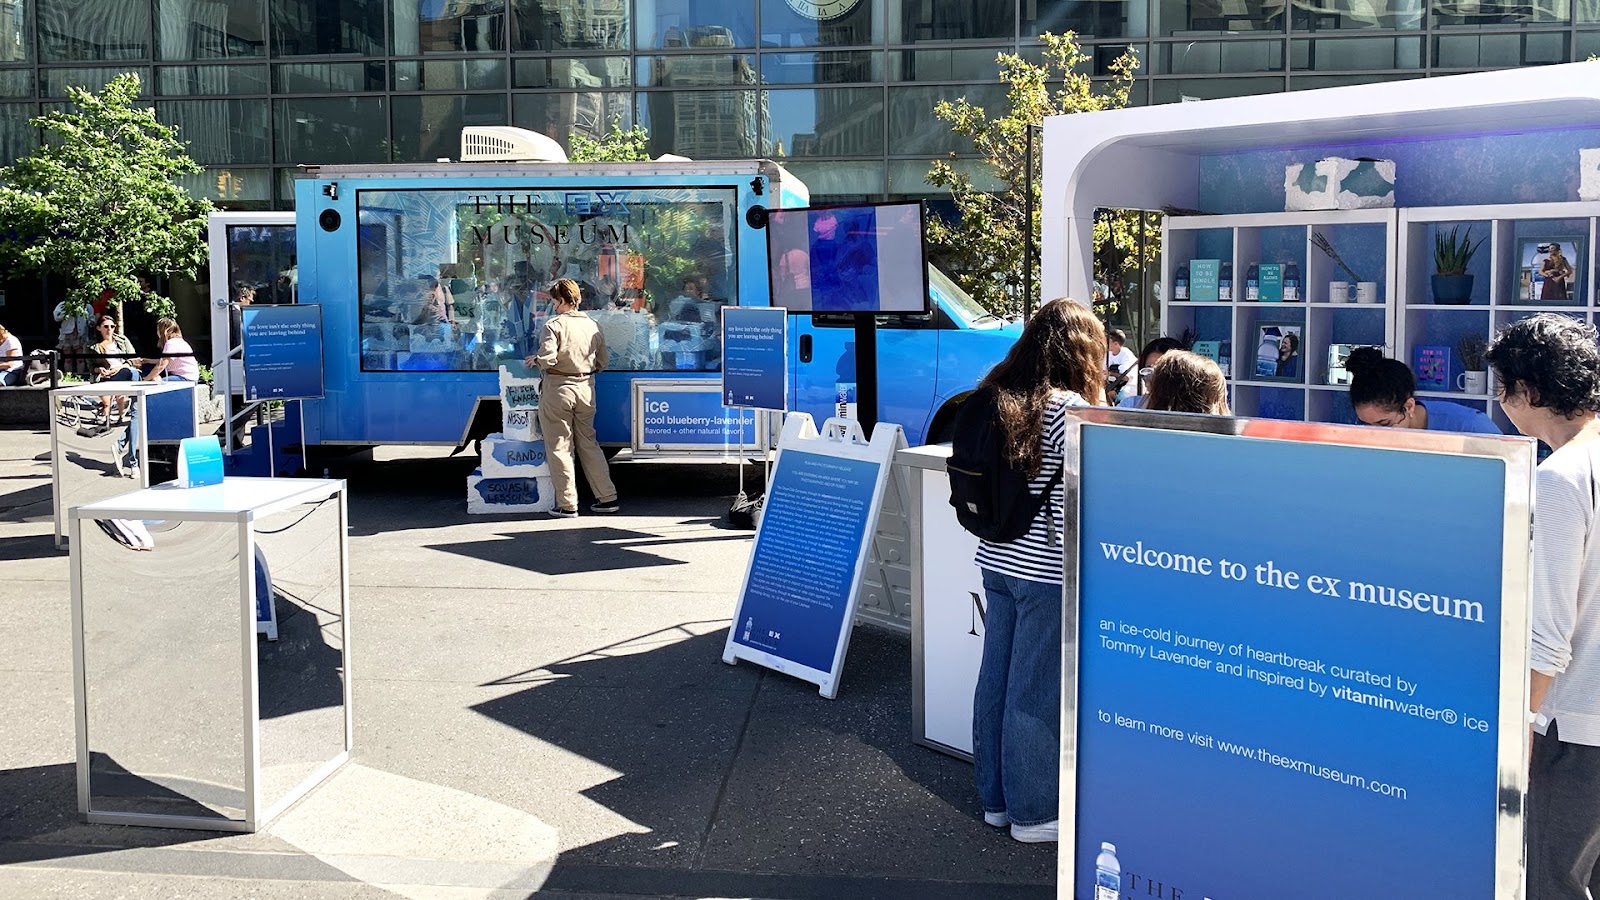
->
xmin=40 ymin=0 xmax=150 ymax=61
xmin=513 ymin=57 xmax=631 ymax=88
xmin=274 ymin=62 xmax=383 ymax=93
xmin=354 ymin=187 xmax=740 ymax=374
xmin=760 ymin=0 xmax=880 ymax=48
xmin=1290 ymin=36 xmax=1423 ymax=68
xmin=1578 ymin=29 xmax=1600 ymax=52
xmin=637 ymin=54 xmax=758 ymax=86
xmin=273 ymin=96 xmax=387 ymax=164
xmin=393 ymin=58 xmax=507 ymax=91
xmin=43 ymin=67 xmax=151 ymax=98
xmin=1290 ymin=0 xmax=1423 ymax=30
xmin=1583 ymin=2 xmax=1600 ymax=22
xmin=0 ymin=1 xmax=30 ymax=62
xmin=158 ymin=64 xmax=268 ymax=95
xmin=392 ymin=94 xmax=507 ymax=162
xmin=887 ymin=84 xmax=1003 ymax=156
xmin=181 ymin=168 xmax=272 ymax=207
xmin=889 ymin=46 xmax=1007 ymax=81
xmin=157 ymin=0 xmax=265 ymax=60
xmin=1433 ymin=31 xmax=1566 ymax=66
xmin=269 ymin=0 xmax=385 ymax=56
xmin=0 ymin=69 xmax=32 ymax=97
xmin=1433 ymin=0 xmax=1569 ymax=25
xmin=765 ymin=86 xmax=883 ymax=157
xmin=886 ymin=158 xmax=1004 ymax=194
xmin=512 ymin=0 xmax=628 ymax=50
xmin=1158 ymin=39 xmax=1284 ymax=73
xmin=782 ymin=159 xmax=885 ymax=196
xmin=636 ymin=0 xmax=756 ymax=49
xmin=1158 ymin=0 xmax=1285 ymax=34
xmin=1288 ymin=72 xmax=1420 ymax=89
xmin=1029 ymin=0 xmax=1147 ymax=38
xmin=1150 ymin=75 xmax=1285 ymax=101
xmin=513 ymin=90 xmax=633 ymax=152
xmin=638 ymin=89 xmax=766 ymax=158
xmin=393 ymin=0 xmax=505 ymax=55
xmin=887 ymin=0 xmax=1014 ymax=42
xmin=761 ymin=50 xmax=881 ymax=83
xmin=158 ymin=98 xmax=269 ymax=164
xmin=0 ymin=101 xmax=37 ymax=164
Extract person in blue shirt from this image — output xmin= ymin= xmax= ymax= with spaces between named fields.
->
xmin=1345 ymin=346 xmax=1502 ymax=435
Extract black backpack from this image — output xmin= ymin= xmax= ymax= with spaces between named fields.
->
xmin=946 ymin=387 xmax=1062 ymax=543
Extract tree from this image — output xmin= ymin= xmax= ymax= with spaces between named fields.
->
xmin=567 ymin=118 xmax=650 ymax=163
xmin=0 ymin=73 xmax=210 ymax=320
xmin=925 ymin=33 xmax=1160 ymax=318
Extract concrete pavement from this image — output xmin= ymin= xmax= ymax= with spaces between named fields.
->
xmin=0 ymin=427 xmax=1056 ymax=899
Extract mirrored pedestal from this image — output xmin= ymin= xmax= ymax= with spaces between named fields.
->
xmin=50 ymin=382 xmax=202 ymax=548
xmin=70 ymin=477 xmax=350 ymax=832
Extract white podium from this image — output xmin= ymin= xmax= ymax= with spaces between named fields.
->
xmin=50 ymin=381 xmax=202 ymax=548
xmin=69 ymin=477 xmax=351 ymax=832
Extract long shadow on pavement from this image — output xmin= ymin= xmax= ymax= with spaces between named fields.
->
xmin=472 ymin=624 xmax=1055 ymax=900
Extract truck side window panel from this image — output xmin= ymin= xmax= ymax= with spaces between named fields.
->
xmin=355 ymin=186 xmax=739 ymax=373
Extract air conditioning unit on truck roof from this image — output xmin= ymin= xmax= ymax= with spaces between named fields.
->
xmin=460 ymin=126 xmax=568 ymax=163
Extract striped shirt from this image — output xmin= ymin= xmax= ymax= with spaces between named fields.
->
xmin=1531 ymin=433 xmax=1600 ymax=746
xmin=974 ymin=391 xmax=1087 ymax=585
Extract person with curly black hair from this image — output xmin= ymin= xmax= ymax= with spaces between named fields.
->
xmin=1487 ymin=314 xmax=1600 ymax=900
xmin=1344 ymin=346 xmax=1501 ymax=434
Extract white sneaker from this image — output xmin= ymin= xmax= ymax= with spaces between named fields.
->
xmin=983 ymin=811 xmax=1010 ymax=827
xmin=1010 ymin=820 xmax=1059 ymax=843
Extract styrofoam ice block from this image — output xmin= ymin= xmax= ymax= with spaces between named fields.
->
xmin=502 ymin=404 xmax=541 ymax=442
xmin=467 ymin=468 xmax=555 ymax=514
xmin=499 ymin=365 xmax=540 ymax=410
xmin=1580 ymin=149 xmax=1600 ymax=201
xmin=480 ymin=433 xmax=550 ymax=478
xmin=1285 ymin=157 xmax=1395 ymax=210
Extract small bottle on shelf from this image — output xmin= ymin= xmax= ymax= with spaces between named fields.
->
xmin=1173 ymin=264 xmax=1190 ymax=301
xmin=1283 ymin=263 xmax=1301 ymax=302
xmin=1218 ymin=262 xmax=1233 ymax=301
xmin=1245 ymin=264 xmax=1260 ymax=301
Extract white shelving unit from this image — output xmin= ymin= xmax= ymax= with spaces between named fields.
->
xmin=1397 ymin=201 xmax=1600 ymax=434
xmin=1162 ymin=209 xmax=1397 ymax=423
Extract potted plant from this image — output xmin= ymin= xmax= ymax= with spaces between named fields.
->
xmin=1457 ymin=334 xmax=1488 ymax=394
xmin=1432 ymin=225 xmax=1484 ymax=305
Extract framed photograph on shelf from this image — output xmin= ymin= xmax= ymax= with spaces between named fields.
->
xmin=1517 ymin=236 xmax=1584 ymax=304
xmin=1253 ymin=322 xmax=1302 ymax=381
xmin=1413 ymin=345 xmax=1451 ymax=390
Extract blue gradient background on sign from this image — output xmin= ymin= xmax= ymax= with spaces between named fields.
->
xmin=722 ymin=306 xmax=788 ymax=412
xmin=1074 ymin=426 xmax=1505 ymax=900
xmin=638 ymin=388 xmax=757 ymax=446
xmin=241 ymin=304 xmax=325 ymax=401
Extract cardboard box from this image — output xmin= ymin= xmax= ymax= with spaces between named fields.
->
xmin=466 ymin=468 xmax=555 ymax=514
xmin=1285 ymin=157 xmax=1395 ymax=210
xmin=479 ymin=433 xmax=550 ymax=478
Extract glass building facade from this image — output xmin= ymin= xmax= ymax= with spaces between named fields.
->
xmin=1 ymin=0 xmax=1594 ymax=213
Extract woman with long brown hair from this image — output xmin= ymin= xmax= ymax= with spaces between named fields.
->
xmin=1144 ymin=350 xmax=1231 ymax=415
xmin=970 ymin=298 xmax=1105 ymax=844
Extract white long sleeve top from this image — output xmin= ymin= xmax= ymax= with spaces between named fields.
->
xmin=1530 ymin=435 xmax=1600 ymax=745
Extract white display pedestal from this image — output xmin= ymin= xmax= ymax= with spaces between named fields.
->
xmin=69 ymin=477 xmax=351 ymax=832
xmin=898 ymin=444 xmax=984 ymax=761
xmin=50 ymin=381 xmax=202 ymax=548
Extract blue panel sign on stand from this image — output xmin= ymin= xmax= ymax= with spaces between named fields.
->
xmin=722 ymin=413 xmax=905 ymax=698
xmin=722 ymin=306 xmax=788 ymax=412
xmin=1071 ymin=424 xmax=1527 ymax=900
xmin=241 ymin=304 xmax=325 ymax=402
xmin=635 ymin=381 xmax=758 ymax=451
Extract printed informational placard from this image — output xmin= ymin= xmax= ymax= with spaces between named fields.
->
xmin=722 ymin=306 xmax=788 ymax=412
xmin=1071 ymin=425 xmax=1523 ymax=900
xmin=176 ymin=436 xmax=224 ymax=488
xmin=723 ymin=413 xmax=905 ymax=698
xmin=241 ymin=304 xmax=325 ymax=401
xmin=634 ymin=380 xmax=758 ymax=452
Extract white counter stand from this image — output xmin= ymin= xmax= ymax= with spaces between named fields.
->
xmin=50 ymin=381 xmax=202 ymax=548
xmin=898 ymin=444 xmax=985 ymax=761
xmin=69 ymin=477 xmax=351 ymax=832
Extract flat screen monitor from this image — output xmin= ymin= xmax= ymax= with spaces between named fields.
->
xmin=765 ymin=201 xmax=929 ymax=314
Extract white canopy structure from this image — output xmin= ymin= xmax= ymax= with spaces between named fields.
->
xmin=1041 ymin=62 xmax=1600 ymax=306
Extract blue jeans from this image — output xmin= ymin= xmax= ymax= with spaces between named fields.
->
xmin=974 ymin=567 xmax=1062 ymax=826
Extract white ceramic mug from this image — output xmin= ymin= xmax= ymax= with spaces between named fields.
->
xmin=1355 ymin=282 xmax=1379 ymax=304
xmin=1328 ymin=281 xmax=1351 ymax=303
xmin=1458 ymin=370 xmax=1486 ymax=394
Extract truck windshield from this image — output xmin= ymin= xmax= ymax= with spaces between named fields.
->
xmin=929 ymin=266 xmax=1001 ymax=327
xmin=355 ymin=186 xmax=738 ymax=373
